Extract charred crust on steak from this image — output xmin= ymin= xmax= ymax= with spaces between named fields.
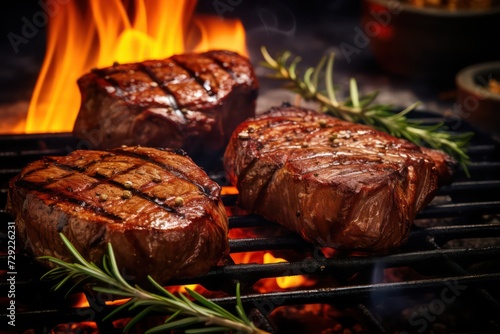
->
xmin=13 ymin=178 xmax=125 ymax=221
xmin=224 ymin=106 xmax=455 ymax=252
xmin=111 ymin=147 xmax=218 ymax=200
xmin=73 ymin=50 xmax=258 ymax=163
xmin=7 ymin=146 xmax=229 ymax=284
xmin=138 ymin=63 xmax=180 ymax=110
xmin=169 ymin=56 xmax=215 ymax=97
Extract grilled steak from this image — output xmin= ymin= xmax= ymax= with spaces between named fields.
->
xmin=224 ymin=105 xmax=454 ymax=251
xmin=73 ymin=50 xmax=258 ymax=161
xmin=6 ymin=146 xmax=229 ymax=283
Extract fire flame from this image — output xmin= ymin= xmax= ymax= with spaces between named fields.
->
xmin=25 ymin=0 xmax=247 ymax=133
xmin=263 ymin=253 xmax=313 ymax=290
xmin=230 ymin=231 xmax=317 ymax=292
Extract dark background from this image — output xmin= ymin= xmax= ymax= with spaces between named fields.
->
xmin=0 ymin=0 xmax=497 ymax=132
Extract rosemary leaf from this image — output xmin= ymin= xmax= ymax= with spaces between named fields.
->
xmin=304 ymin=67 xmax=316 ymax=93
xmin=186 ymin=288 xmax=241 ymax=322
xmin=59 ymin=233 xmax=91 ymax=267
xmin=102 ymin=298 xmax=135 ymax=321
xmin=64 ymin=276 xmax=89 ymax=298
xmin=349 ymin=78 xmax=360 ymax=108
xmin=146 ymin=276 xmax=178 ymax=300
xmin=107 ymin=242 xmax=133 ymax=290
xmin=39 ymin=234 xmax=267 ymax=334
xmin=288 ymin=56 xmax=302 ymax=80
xmin=164 ymin=309 xmax=183 ymax=324
xmin=102 ymin=254 xmax=113 ymax=276
xmin=236 ymin=282 xmax=253 ymax=326
xmin=312 ymin=55 xmax=327 ymax=90
xmin=53 ymin=274 xmax=76 ymax=292
xmin=124 ymin=305 xmax=161 ymax=333
xmin=325 ymin=53 xmax=338 ymax=105
xmin=91 ymin=287 xmax=135 ymax=297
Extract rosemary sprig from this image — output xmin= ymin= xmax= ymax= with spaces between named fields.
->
xmin=260 ymin=46 xmax=474 ymax=173
xmin=40 ymin=233 xmax=268 ymax=334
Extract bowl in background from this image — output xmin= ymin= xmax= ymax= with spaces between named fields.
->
xmin=456 ymin=61 xmax=500 ymax=134
xmin=361 ymin=0 xmax=500 ymax=86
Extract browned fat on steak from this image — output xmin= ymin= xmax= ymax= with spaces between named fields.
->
xmin=6 ymin=146 xmax=229 ymax=283
xmin=224 ymin=106 xmax=455 ymax=252
xmin=73 ymin=50 xmax=258 ymax=158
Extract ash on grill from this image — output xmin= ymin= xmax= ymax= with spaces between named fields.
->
xmin=1 ymin=112 xmax=500 ymax=333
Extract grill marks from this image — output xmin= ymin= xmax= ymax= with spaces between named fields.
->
xmin=224 ymin=106 xmax=449 ymax=251
xmin=205 ymin=53 xmax=238 ymax=82
xmin=91 ymin=68 xmax=126 ymax=97
xmin=92 ymin=53 xmax=231 ymax=107
xmin=112 ymin=148 xmax=215 ymax=199
xmin=170 ymin=57 xmax=215 ymax=96
xmin=139 ymin=63 xmax=180 ymax=110
xmin=13 ymin=149 xmax=210 ymax=222
xmin=245 ymin=115 xmax=409 ymax=177
xmin=95 ymin=52 xmax=250 ymax=112
xmin=235 ymin=109 xmax=422 ymax=202
xmin=74 ymin=50 xmax=258 ymax=156
xmin=13 ymin=178 xmax=124 ymax=221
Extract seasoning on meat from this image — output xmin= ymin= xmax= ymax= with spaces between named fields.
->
xmin=73 ymin=50 xmax=259 ymax=160
xmin=224 ymin=105 xmax=455 ymax=252
xmin=6 ymin=146 xmax=229 ymax=284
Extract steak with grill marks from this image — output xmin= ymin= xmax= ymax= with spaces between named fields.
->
xmin=6 ymin=146 xmax=229 ymax=283
xmin=73 ymin=50 xmax=258 ymax=161
xmin=224 ymin=106 xmax=455 ymax=251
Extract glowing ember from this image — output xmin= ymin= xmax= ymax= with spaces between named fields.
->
xmin=221 ymin=186 xmax=239 ymax=195
xmin=26 ymin=0 xmax=247 ymax=133
xmin=260 ymin=252 xmax=315 ymax=291
xmin=70 ymin=292 xmax=130 ymax=308
xmin=230 ymin=242 xmax=316 ymax=291
xmin=51 ymin=321 xmax=98 ymax=334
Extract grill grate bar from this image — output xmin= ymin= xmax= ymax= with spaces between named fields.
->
xmin=355 ymin=304 xmax=386 ymax=334
xmin=438 ymin=180 xmax=500 ymax=193
xmin=0 ymin=114 xmax=499 ymax=332
xmin=417 ymin=201 xmax=500 ymax=218
xmin=210 ymin=273 xmax=500 ymax=308
xmin=465 ymin=144 xmax=498 ymax=154
xmin=228 ymin=223 xmax=500 ymax=253
xmin=227 ymin=210 xmax=500 ymax=232
xmin=409 ymin=223 xmax=500 ymax=240
xmin=4 ymin=243 xmax=500 ymax=295
xmin=229 ymin=235 xmax=312 ymax=252
xmin=466 ymin=161 xmax=500 ymax=169
xmin=163 ymin=247 xmax=500 ymax=287
xmin=421 ymin=237 xmax=500 ymax=311
xmin=4 ymin=273 xmax=498 ymax=332
xmin=0 ymin=307 xmax=99 ymax=332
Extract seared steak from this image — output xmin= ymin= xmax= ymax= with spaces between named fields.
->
xmin=7 ymin=146 xmax=229 ymax=283
xmin=73 ymin=50 xmax=258 ymax=160
xmin=224 ymin=106 xmax=454 ymax=251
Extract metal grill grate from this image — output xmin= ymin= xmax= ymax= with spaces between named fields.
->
xmin=1 ymin=113 xmax=500 ymax=333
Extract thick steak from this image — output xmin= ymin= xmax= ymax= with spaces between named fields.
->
xmin=7 ymin=146 xmax=229 ymax=283
xmin=73 ymin=50 xmax=258 ymax=161
xmin=224 ymin=106 xmax=454 ymax=252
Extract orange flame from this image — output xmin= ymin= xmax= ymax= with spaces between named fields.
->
xmin=221 ymin=186 xmax=239 ymax=195
xmin=25 ymin=0 xmax=247 ymax=133
xmin=260 ymin=252 xmax=314 ymax=291
xmin=230 ymin=248 xmax=316 ymax=292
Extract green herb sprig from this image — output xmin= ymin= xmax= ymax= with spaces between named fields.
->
xmin=260 ymin=46 xmax=473 ymax=173
xmin=40 ymin=233 xmax=268 ymax=334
